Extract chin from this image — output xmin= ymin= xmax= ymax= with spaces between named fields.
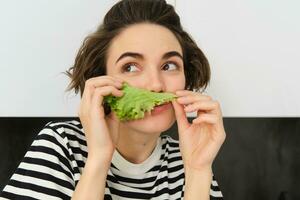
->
xmin=124 ymin=108 xmax=176 ymax=134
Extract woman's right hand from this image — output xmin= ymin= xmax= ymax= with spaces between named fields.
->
xmin=78 ymin=75 xmax=124 ymax=163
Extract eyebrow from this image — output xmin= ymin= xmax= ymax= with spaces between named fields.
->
xmin=115 ymin=51 xmax=183 ymax=64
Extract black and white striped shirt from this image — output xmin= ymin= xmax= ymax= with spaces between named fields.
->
xmin=0 ymin=120 xmax=223 ymax=199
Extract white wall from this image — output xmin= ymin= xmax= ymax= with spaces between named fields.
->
xmin=0 ymin=1 xmax=115 ymax=117
xmin=176 ymin=0 xmax=300 ymax=117
xmin=0 ymin=0 xmax=299 ymax=117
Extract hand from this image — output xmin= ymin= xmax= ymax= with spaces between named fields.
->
xmin=78 ymin=75 xmax=124 ymax=162
xmin=172 ymin=90 xmax=226 ymax=171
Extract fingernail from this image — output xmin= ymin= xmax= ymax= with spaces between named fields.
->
xmin=116 ymin=82 xmax=123 ymax=88
xmin=116 ymin=91 xmax=123 ymax=97
xmin=116 ymin=80 xmax=123 ymax=85
xmin=177 ymin=97 xmax=185 ymax=102
xmin=184 ymin=105 xmax=192 ymax=111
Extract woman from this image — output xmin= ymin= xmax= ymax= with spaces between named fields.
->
xmin=0 ymin=0 xmax=226 ymax=199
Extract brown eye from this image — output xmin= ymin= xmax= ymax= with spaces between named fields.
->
xmin=162 ymin=61 xmax=178 ymax=71
xmin=122 ymin=63 xmax=140 ymax=73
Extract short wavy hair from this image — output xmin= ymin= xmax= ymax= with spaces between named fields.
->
xmin=64 ymin=0 xmax=211 ymax=114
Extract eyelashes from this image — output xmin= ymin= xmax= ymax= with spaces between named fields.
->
xmin=163 ymin=61 xmax=180 ymax=71
xmin=121 ymin=61 xmax=181 ymax=73
xmin=121 ymin=63 xmax=138 ymax=73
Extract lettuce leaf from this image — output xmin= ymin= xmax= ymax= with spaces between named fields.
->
xmin=104 ymin=82 xmax=177 ymax=121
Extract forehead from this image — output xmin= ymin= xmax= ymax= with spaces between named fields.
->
xmin=107 ymin=23 xmax=183 ymax=60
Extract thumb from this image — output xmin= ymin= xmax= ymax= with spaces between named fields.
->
xmin=171 ymin=100 xmax=190 ymax=134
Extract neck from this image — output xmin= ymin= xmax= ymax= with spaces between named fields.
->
xmin=116 ymin=124 xmax=160 ymax=164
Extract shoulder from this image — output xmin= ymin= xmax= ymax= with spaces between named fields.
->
xmin=43 ymin=119 xmax=83 ymax=136
xmin=41 ymin=119 xmax=85 ymax=142
xmin=34 ymin=119 xmax=87 ymax=154
xmin=29 ymin=119 xmax=88 ymax=169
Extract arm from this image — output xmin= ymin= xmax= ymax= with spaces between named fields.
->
xmin=171 ymin=91 xmax=226 ymax=200
xmin=184 ymin=167 xmax=212 ymax=200
xmin=0 ymin=126 xmax=76 ymax=199
xmin=71 ymin=76 xmax=124 ymax=199
xmin=71 ymin=156 xmax=111 ymax=200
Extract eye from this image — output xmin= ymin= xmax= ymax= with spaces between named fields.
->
xmin=121 ymin=63 xmax=140 ymax=73
xmin=162 ymin=61 xmax=179 ymax=71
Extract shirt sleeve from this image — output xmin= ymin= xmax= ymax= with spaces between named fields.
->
xmin=210 ymin=175 xmax=224 ymax=200
xmin=0 ymin=122 xmax=76 ymax=200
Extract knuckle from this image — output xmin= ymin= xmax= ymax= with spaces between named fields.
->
xmin=221 ymin=133 xmax=226 ymax=142
xmin=202 ymin=95 xmax=212 ymax=100
xmin=213 ymin=101 xmax=220 ymax=108
xmin=94 ymin=87 xmax=103 ymax=96
xmin=85 ymin=78 xmax=92 ymax=85
xmin=108 ymin=86 xmax=116 ymax=92
xmin=85 ymin=79 xmax=93 ymax=89
xmin=216 ymin=132 xmax=226 ymax=143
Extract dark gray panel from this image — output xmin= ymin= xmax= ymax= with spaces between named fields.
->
xmin=213 ymin=118 xmax=300 ymax=200
xmin=0 ymin=117 xmax=299 ymax=200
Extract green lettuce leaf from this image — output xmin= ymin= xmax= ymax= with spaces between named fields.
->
xmin=104 ymin=82 xmax=177 ymax=121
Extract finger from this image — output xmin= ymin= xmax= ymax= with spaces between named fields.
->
xmin=176 ymin=94 xmax=212 ymax=105
xmin=86 ymin=77 xmax=123 ymax=94
xmin=89 ymin=75 xmax=124 ymax=85
xmin=184 ymin=100 xmax=219 ymax=113
xmin=192 ymin=113 xmax=218 ymax=124
xmin=111 ymin=75 xmax=125 ymax=84
xmin=82 ymin=79 xmax=123 ymax=106
xmin=171 ymin=100 xmax=190 ymax=134
xmin=79 ymin=76 xmax=124 ymax=119
xmin=176 ymin=90 xmax=211 ymax=98
xmin=93 ymin=85 xmax=123 ymax=102
xmin=90 ymin=86 xmax=124 ymax=116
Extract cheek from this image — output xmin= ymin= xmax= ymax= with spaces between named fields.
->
xmin=180 ymin=75 xmax=186 ymax=89
xmin=167 ymin=75 xmax=186 ymax=92
xmin=122 ymin=78 xmax=146 ymax=89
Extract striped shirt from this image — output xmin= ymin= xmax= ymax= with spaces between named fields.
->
xmin=0 ymin=120 xmax=223 ymax=199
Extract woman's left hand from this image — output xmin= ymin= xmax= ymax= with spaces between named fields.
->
xmin=172 ymin=90 xmax=226 ymax=172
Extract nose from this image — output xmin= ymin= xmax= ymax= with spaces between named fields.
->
xmin=145 ymin=70 xmax=165 ymax=93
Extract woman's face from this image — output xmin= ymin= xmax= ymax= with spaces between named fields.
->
xmin=106 ymin=23 xmax=185 ymax=134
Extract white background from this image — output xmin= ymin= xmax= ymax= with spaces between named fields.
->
xmin=0 ymin=0 xmax=299 ymax=117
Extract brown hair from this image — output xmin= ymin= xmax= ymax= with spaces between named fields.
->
xmin=64 ymin=0 xmax=211 ymax=105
